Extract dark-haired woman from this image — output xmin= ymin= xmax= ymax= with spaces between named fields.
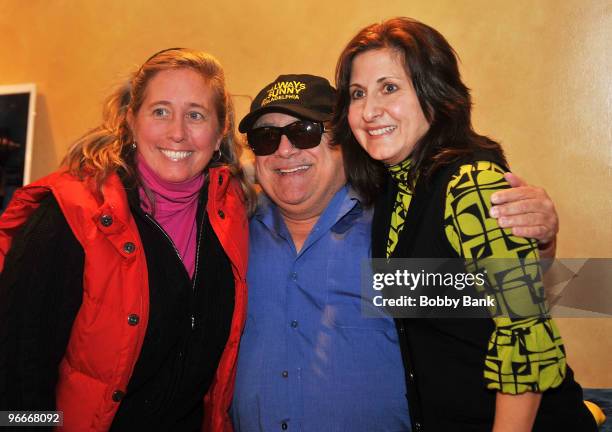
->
xmin=334 ymin=17 xmax=597 ymax=432
xmin=0 ymin=49 xmax=253 ymax=431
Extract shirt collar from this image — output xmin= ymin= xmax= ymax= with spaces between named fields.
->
xmin=332 ymin=186 xmax=364 ymax=234
xmin=253 ymin=192 xmax=292 ymax=242
xmin=253 ymin=184 xmax=364 ymax=245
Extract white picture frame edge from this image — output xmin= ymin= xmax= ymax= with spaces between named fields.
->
xmin=0 ymin=83 xmax=37 ymax=184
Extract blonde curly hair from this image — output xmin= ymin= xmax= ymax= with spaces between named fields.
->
xmin=63 ymin=48 xmax=255 ymax=213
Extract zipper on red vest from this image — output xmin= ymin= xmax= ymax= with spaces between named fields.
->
xmin=144 ymin=211 xmax=205 ymax=330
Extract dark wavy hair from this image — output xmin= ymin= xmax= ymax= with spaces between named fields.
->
xmin=333 ymin=17 xmax=505 ymax=205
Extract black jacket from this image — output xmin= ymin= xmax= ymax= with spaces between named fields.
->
xmin=372 ymin=155 xmax=597 ymax=432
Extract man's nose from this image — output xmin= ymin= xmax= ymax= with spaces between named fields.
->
xmin=276 ymin=134 xmax=299 ymax=157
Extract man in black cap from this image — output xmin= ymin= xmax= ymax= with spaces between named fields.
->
xmin=238 ymin=75 xmax=346 ymax=252
xmin=230 ymin=74 xmax=560 ymax=431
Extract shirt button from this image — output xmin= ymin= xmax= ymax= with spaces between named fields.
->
xmin=127 ymin=314 xmax=139 ymax=326
xmin=100 ymin=214 xmax=113 ymax=227
xmin=123 ymin=242 xmax=136 ymax=254
xmin=112 ymin=390 xmax=125 ymax=402
xmin=281 ymin=370 xmax=288 ymax=378
xmin=218 ymin=209 xmax=225 ymax=219
xmin=290 ymin=320 xmax=298 ymax=328
xmin=281 ymin=422 xmax=288 ymax=430
xmin=291 ymin=272 xmax=297 ymax=281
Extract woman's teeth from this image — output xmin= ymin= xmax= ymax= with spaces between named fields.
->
xmin=161 ymin=149 xmax=193 ymax=161
xmin=368 ymin=126 xmax=396 ymax=136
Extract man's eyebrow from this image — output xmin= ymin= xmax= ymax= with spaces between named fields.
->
xmin=253 ymin=121 xmax=279 ymax=128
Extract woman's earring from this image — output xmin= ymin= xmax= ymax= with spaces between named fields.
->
xmin=212 ymin=149 xmax=222 ymax=162
xmin=131 ymin=142 xmax=137 ymax=151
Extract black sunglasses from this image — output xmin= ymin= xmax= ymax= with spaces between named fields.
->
xmin=247 ymin=120 xmax=327 ymax=156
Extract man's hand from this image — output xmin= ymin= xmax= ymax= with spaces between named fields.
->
xmin=490 ymin=173 xmax=558 ymax=258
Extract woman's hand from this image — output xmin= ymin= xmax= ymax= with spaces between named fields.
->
xmin=493 ymin=391 xmax=542 ymax=432
xmin=489 ymin=173 xmax=558 ymax=258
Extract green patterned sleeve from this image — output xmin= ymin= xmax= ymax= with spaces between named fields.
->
xmin=444 ymin=161 xmax=566 ymax=394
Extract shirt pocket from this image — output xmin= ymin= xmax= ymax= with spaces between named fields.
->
xmin=326 ymin=259 xmax=393 ymax=331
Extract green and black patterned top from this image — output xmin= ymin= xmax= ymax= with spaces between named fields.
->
xmin=387 ymin=159 xmax=566 ymax=394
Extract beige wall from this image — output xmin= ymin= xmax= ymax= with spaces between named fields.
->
xmin=1 ymin=0 xmax=610 ymax=385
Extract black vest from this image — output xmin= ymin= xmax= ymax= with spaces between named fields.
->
xmin=372 ymin=154 xmax=596 ymax=432
xmin=113 ymin=183 xmax=235 ymax=430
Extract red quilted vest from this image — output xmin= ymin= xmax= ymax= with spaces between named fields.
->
xmin=0 ymin=167 xmax=248 ymax=432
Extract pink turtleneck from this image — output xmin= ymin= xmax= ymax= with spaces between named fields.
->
xmin=136 ymin=154 xmax=205 ymax=279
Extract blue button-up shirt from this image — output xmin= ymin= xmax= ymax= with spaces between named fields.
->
xmin=232 ymin=186 xmax=410 ymax=431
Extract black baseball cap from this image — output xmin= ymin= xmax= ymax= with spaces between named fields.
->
xmin=238 ymin=74 xmax=337 ymax=133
